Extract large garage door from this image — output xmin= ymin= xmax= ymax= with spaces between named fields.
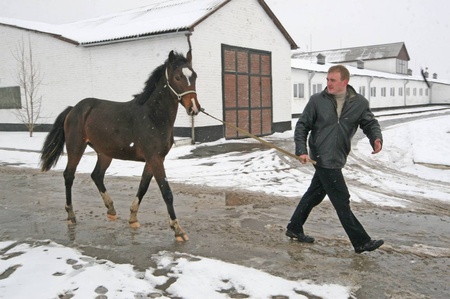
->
xmin=222 ymin=45 xmax=272 ymax=139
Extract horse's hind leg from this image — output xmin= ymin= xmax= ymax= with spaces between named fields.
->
xmin=63 ymin=149 xmax=86 ymax=225
xmin=91 ymin=154 xmax=117 ymax=221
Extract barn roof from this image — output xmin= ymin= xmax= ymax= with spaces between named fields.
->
xmin=0 ymin=0 xmax=297 ymax=48
xmin=292 ymin=42 xmax=410 ymax=63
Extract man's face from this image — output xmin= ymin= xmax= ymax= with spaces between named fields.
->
xmin=326 ymin=71 xmax=348 ymax=95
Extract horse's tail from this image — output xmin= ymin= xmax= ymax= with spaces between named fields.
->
xmin=40 ymin=106 xmax=73 ymax=172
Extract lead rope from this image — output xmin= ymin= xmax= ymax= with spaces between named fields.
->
xmin=200 ymin=108 xmax=316 ymax=165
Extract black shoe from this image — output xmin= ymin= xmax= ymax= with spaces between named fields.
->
xmin=354 ymin=239 xmax=384 ymax=253
xmin=286 ymin=230 xmax=315 ymax=243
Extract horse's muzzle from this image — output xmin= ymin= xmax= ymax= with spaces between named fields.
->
xmin=186 ymin=96 xmax=200 ymax=116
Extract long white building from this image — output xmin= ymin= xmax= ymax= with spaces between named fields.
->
xmin=291 ymin=42 xmax=450 ymax=117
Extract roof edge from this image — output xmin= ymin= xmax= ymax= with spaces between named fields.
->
xmin=257 ymin=0 xmax=298 ymax=50
xmin=0 ymin=22 xmax=78 ymax=45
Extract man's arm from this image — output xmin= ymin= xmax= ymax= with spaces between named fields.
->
xmin=372 ymin=138 xmax=382 ymax=154
xmin=359 ymin=105 xmax=383 ymax=153
xmin=294 ymin=101 xmax=315 ymax=156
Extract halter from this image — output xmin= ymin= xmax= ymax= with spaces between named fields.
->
xmin=165 ymin=68 xmax=197 ymax=101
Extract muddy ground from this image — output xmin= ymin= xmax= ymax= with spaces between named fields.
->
xmin=0 ymin=162 xmax=449 ymax=299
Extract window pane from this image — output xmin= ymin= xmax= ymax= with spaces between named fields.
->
xmin=0 ymin=86 xmax=21 ymax=109
xmin=299 ymin=83 xmax=304 ymax=98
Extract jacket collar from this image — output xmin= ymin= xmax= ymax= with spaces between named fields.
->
xmin=324 ymin=84 xmax=358 ymax=101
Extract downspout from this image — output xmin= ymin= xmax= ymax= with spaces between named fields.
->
xmin=368 ymin=76 xmax=373 ymax=105
xmin=191 ymin=115 xmax=195 ymax=144
xmin=404 ymin=80 xmax=409 ymax=106
xmin=308 ymin=71 xmax=316 ymax=98
xmin=428 ymin=82 xmax=433 ymax=105
xmin=185 ymin=31 xmax=196 ymax=145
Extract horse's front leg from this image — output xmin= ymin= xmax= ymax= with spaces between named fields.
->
xmin=152 ymin=159 xmax=189 ymax=242
xmin=129 ymin=163 xmax=153 ymax=228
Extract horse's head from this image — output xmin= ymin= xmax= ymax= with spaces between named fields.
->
xmin=166 ymin=50 xmax=201 ymax=116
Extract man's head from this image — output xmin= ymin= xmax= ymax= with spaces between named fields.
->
xmin=327 ymin=65 xmax=350 ymax=95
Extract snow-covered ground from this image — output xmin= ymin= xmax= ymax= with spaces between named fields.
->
xmin=0 ymin=240 xmax=349 ymax=299
xmin=0 ymin=107 xmax=449 ymax=298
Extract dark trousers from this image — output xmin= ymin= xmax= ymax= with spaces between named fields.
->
xmin=287 ymin=166 xmax=371 ymax=247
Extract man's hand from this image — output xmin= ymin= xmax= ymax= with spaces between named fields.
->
xmin=372 ymin=139 xmax=382 ymax=154
xmin=298 ymin=154 xmax=311 ymax=164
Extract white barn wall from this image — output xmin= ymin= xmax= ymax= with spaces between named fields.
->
xmin=364 ymin=58 xmax=397 ymax=74
xmin=431 ymin=82 xmax=450 ymax=104
xmin=0 ymin=26 xmax=91 ymax=124
xmin=403 ymin=80 xmax=431 ymax=106
xmin=0 ymin=24 xmax=192 ymax=126
xmin=84 ymin=34 xmax=191 ymax=128
xmin=185 ymin=0 xmax=293 ymax=128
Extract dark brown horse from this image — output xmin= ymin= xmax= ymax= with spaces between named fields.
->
xmin=40 ymin=50 xmax=200 ymax=241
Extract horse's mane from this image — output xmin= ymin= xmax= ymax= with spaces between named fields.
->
xmin=133 ymin=52 xmax=188 ymax=105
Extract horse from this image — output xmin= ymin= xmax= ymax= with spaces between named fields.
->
xmin=39 ymin=50 xmax=200 ymax=242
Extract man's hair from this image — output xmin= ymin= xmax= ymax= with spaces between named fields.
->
xmin=328 ymin=65 xmax=350 ymax=81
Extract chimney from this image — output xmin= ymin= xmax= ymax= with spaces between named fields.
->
xmin=316 ymin=53 xmax=325 ymax=65
xmin=407 ymin=69 xmax=412 ymax=76
xmin=357 ymin=60 xmax=364 ymax=69
xmin=433 ymin=73 xmax=438 ymax=79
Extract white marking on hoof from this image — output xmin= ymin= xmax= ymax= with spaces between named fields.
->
xmin=129 ymin=221 xmax=141 ymax=228
xmin=107 ymin=214 xmax=117 ymax=221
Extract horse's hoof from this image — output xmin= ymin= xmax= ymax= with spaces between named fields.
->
xmin=175 ymin=233 xmax=189 ymax=242
xmin=129 ymin=221 xmax=141 ymax=228
xmin=107 ymin=214 xmax=117 ymax=221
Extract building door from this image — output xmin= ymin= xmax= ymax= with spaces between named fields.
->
xmin=222 ymin=45 xmax=272 ymax=139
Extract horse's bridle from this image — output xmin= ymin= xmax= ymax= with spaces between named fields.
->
xmin=165 ymin=68 xmax=197 ymax=102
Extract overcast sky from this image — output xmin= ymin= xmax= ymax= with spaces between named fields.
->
xmin=1 ymin=0 xmax=449 ymax=80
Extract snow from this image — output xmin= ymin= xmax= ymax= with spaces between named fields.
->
xmin=0 ymin=240 xmax=349 ymax=299
xmin=0 ymin=107 xmax=449 ymax=298
xmin=0 ymin=0 xmax=228 ymax=45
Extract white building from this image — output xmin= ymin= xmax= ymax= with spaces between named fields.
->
xmin=0 ymin=0 xmax=297 ymax=142
xmin=291 ymin=42 xmax=450 ymax=117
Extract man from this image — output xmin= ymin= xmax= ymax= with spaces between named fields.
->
xmin=286 ymin=65 xmax=384 ymax=254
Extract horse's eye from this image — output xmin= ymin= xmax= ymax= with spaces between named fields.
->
xmin=175 ymin=76 xmax=181 ymax=81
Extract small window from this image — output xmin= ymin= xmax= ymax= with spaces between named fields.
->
xmin=0 ymin=86 xmax=21 ymax=109
xmin=390 ymin=87 xmax=395 ymax=96
xmin=359 ymin=86 xmax=365 ymax=96
xmin=396 ymin=59 xmax=408 ymax=74
xmin=406 ymin=87 xmax=410 ymax=96
xmin=419 ymin=88 xmax=423 ymax=96
xmin=381 ymin=87 xmax=386 ymax=97
xmin=313 ymin=84 xmax=322 ymax=94
xmin=425 ymin=89 xmax=429 ymax=96
xmin=413 ymin=88 xmax=417 ymax=96
xmin=293 ymin=83 xmax=305 ymax=98
xmin=370 ymin=87 xmax=376 ymax=97
xmin=398 ymin=87 xmax=403 ymax=96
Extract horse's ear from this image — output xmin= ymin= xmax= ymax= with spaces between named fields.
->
xmin=168 ymin=50 xmax=176 ymax=64
xmin=186 ymin=50 xmax=192 ymax=65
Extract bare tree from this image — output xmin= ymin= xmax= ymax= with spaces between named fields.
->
xmin=13 ymin=36 xmax=43 ymax=137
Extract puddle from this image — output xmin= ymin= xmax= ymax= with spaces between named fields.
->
xmin=179 ymin=142 xmax=267 ymax=159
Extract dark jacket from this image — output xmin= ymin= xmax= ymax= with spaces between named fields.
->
xmin=295 ymin=85 xmax=382 ymax=169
